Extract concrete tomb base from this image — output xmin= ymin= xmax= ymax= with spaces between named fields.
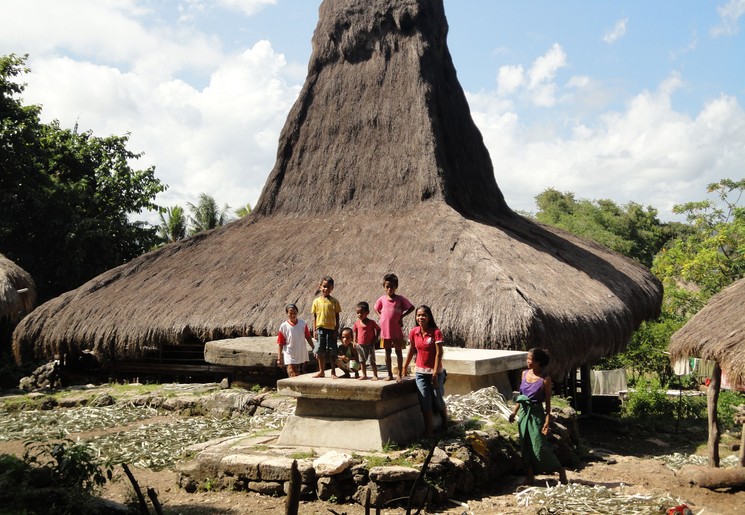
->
xmin=277 ymin=372 xmax=427 ymax=451
xmin=375 ymin=347 xmax=527 ymax=398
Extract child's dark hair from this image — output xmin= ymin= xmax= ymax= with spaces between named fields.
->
xmin=285 ymin=303 xmax=298 ymax=313
xmin=340 ymin=327 xmax=353 ymax=338
xmin=383 ymin=273 xmax=398 ymax=287
xmin=356 ymin=301 xmax=370 ymax=313
xmin=320 ymin=275 xmax=334 ymax=286
xmin=416 ymin=305 xmax=437 ymax=329
xmin=529 ymin=347 xmax=550 ymax=367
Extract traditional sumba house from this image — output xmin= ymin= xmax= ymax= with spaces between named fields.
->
xmin=669 ymin=278 xmax=745 ymax=468
xmin=13 ymin=0 xmax=662 ymax=381
xmin=1 ymin=253 xmax=36 ymax=347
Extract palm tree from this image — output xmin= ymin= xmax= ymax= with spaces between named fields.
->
xmin=158 ymin=205 xmax=187 ymax=243
xmin=187 ymin=193 xmax=232 ymax=235
xmin=235 ymin=202 xmax=252 ymax=218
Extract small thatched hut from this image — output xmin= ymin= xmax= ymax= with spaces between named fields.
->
xmin=1 ymin=254 xmax=36 ymax=324
xmin=1 ymin=253 xmax=37 ymax=347
xmin=669 ymin=278 xmax=745 ymax=388
xmin=669 ymin=278 xmax=745 ymax=467
xmin=12 ymin=0 xmax=662 ymax=379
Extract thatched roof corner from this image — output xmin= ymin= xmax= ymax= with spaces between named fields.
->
xmin=10 ymin=0 xmax=663 ymax=379
xmin=669 ymin=278 xmax=745 ymax=387
xmin=0 ymin=253 xmax=37 ymax=325
xmin=253 ymin=0 xmax=510 ymax=222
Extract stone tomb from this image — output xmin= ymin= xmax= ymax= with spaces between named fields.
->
xmin=375 ymin=347 xmax=527 ymax=398
xmin=276 ymin=374 xmax=426 ymax=451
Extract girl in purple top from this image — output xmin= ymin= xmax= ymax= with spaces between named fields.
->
xmin=374 ymin=273 xmax=414 ymax=382
xmin=509 ymin=348 xmax=568 ymax=485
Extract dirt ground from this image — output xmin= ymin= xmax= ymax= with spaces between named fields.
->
xmin=1 ymin=392 xmax=743 ymax=514
xmin=92 ymin=416 xmax=744 ymax=515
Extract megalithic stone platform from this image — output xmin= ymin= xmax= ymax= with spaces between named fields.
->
xmin=276 ymin=373 xmax=426 ymax=451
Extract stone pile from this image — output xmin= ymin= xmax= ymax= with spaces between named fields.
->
xmin=177 ymin=405 xmax=581 ymax=510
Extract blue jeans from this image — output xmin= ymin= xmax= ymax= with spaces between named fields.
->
xmin=415 ymin=371 xmax=446 ymax=412
xmin=314 ymin=327 xmax=338 ymax=357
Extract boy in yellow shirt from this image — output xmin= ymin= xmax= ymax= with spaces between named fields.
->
xmin=311 ymin=276 xmax=342 ymax=378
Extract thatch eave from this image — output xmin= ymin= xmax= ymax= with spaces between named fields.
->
xmin=0 ymin=253 xmax=37 ymax=325
xmin=13 ymin=202 xmax=661 ymax=378
xmin=669 ymin=278 xmax=745 ymax=386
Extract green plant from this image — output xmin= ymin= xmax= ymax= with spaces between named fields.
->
xmin=204 ymin=477 xmax=217 ymax=491
xmin=621 ymin=377 xmax=705 ymax=424
xmin=328 ymin=494 xmax=338 ymax=503
xmin=717 ymin=389 xmax=745 ymax=431
xmin=381 ymin=440 xmax=399 ymax=452
xmin=290 ymin=449 xmax=317 ymax=459
xmin=23 ymin=439 xmax=113 ymax=495
xmin=251 ymin=384 xmax=262 ymax=393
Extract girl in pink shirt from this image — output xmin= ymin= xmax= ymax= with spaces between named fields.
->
xmin=374 ymin=273 xmax=414 ymax=381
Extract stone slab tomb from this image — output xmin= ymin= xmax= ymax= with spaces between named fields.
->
xmin=276 ymin=373 xmax=427 ymax=451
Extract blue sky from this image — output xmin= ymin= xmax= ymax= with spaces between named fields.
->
xmin=2 ymin=0 xmax=744 ymax=222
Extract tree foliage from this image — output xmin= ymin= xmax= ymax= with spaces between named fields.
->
xmin=187 ymin=193 xmax=232 ymax=235
xmin=0 ymin=54 xmax=165 ymax=299
xmin=533 ymin=181 xmax=744 ymax=384
xmin=653 ymin=178 xmax=745 ymax=302
xmin=158 ymin=205 xmax=187 ymax=243
xmin=534 ymin=188 xmax=687 ymax=267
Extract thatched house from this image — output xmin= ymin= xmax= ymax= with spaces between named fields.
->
xmin=670 ymin=278 xmax=745 ymax=389
xmin=669 ymin=278 xmax=745 ymax=467
xmin=670 ymin=279 xmax=745 ymax=392
xmin=12 ymin=0 xmax=662 ymax=379
xmin=1 ymin=253 xmax=36 ymax=346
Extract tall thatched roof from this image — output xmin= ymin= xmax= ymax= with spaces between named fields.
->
xmin=669 ymin=278 xmax=745 ymax=387
xmin=12 ymin=0 xmax=662 ymax=378
xmin=0 ymin=253 xmax=36 ymax=325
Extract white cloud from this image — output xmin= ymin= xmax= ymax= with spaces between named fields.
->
xmin=497 ymin=64 xmax=524 ymax=95
xmin=468 ymin=72 xmax=745 ymax=220
xmin=712 ymin=0 xmax=745 ymax=36
xmin=603 ymin=18 xmax=628 ymax=44
xmin=22 ymin=40 xmax=299 ymax=222
xmin=526 ymin=44 xmax=567 ymax=107
xmin=216 ymin=0 xmax=277 ymax=16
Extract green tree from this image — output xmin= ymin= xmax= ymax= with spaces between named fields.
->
xmin=534 ymin=188 xmax=684 ymax=267
xmin=599 ymin=179 xmax=745 ymax=383
xmin=235 ymin=202 xmax=252 ymax=218
xmin=0 ymin=54 xmax=165 ymax=299
xmin=158 ymin=205 xmax=187 ymax=243
xmin=187 ymin=193 xmax=231 ymax=235
xmin=654 ymin=178 xmax=745 ymax=301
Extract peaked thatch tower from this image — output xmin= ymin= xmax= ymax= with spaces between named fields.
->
xmin=13 ymin=0 xmax=662 ymax=378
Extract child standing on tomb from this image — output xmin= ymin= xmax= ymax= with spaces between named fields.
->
xmin=311 ymin=275 xmax=342 ymax=379
xmin=336 ymin=327 xmax=361 ymax=378
xmin=276 ymin=303 xmax=314 ymax=377
xmin=374 ymin=273 xmax=414 ymax=382
xmin=403 ymin=305 xmax=447 ymax=438
xmin=352 ymin=301 xmax=381 ymax=380
xmin=508 ymin=348 xmax=568 ymax=485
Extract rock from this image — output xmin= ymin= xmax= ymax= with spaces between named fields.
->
xmin=313 ymin=451 xmax=354 ymax=476
xmin=248 ymin=480 xmax=284 ymax=496
xmin=368 ymin=465 xmax=420 ymax=482
xmin=259 ymin=456 xmax=295 ymax=481
xmin=89 ymin=393 xmax=115 ymax=407
xmin=220 ymin=377 xmax=230 ymax=389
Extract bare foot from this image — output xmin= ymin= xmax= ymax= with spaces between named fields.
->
xmin=371 ymin=376 xmax=379 ymax=381
xmin=331 ymin=374 xmax=338 ymax=379
xmin=313 ymin=373 xmax=325 ymax=378
xmin=384 ymin=376 xmax=394 ymax=381
xmin=357 ymin=376 xmax=367 ymax=380
xmin=396 ymin=376 xmax=403 ymax=383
